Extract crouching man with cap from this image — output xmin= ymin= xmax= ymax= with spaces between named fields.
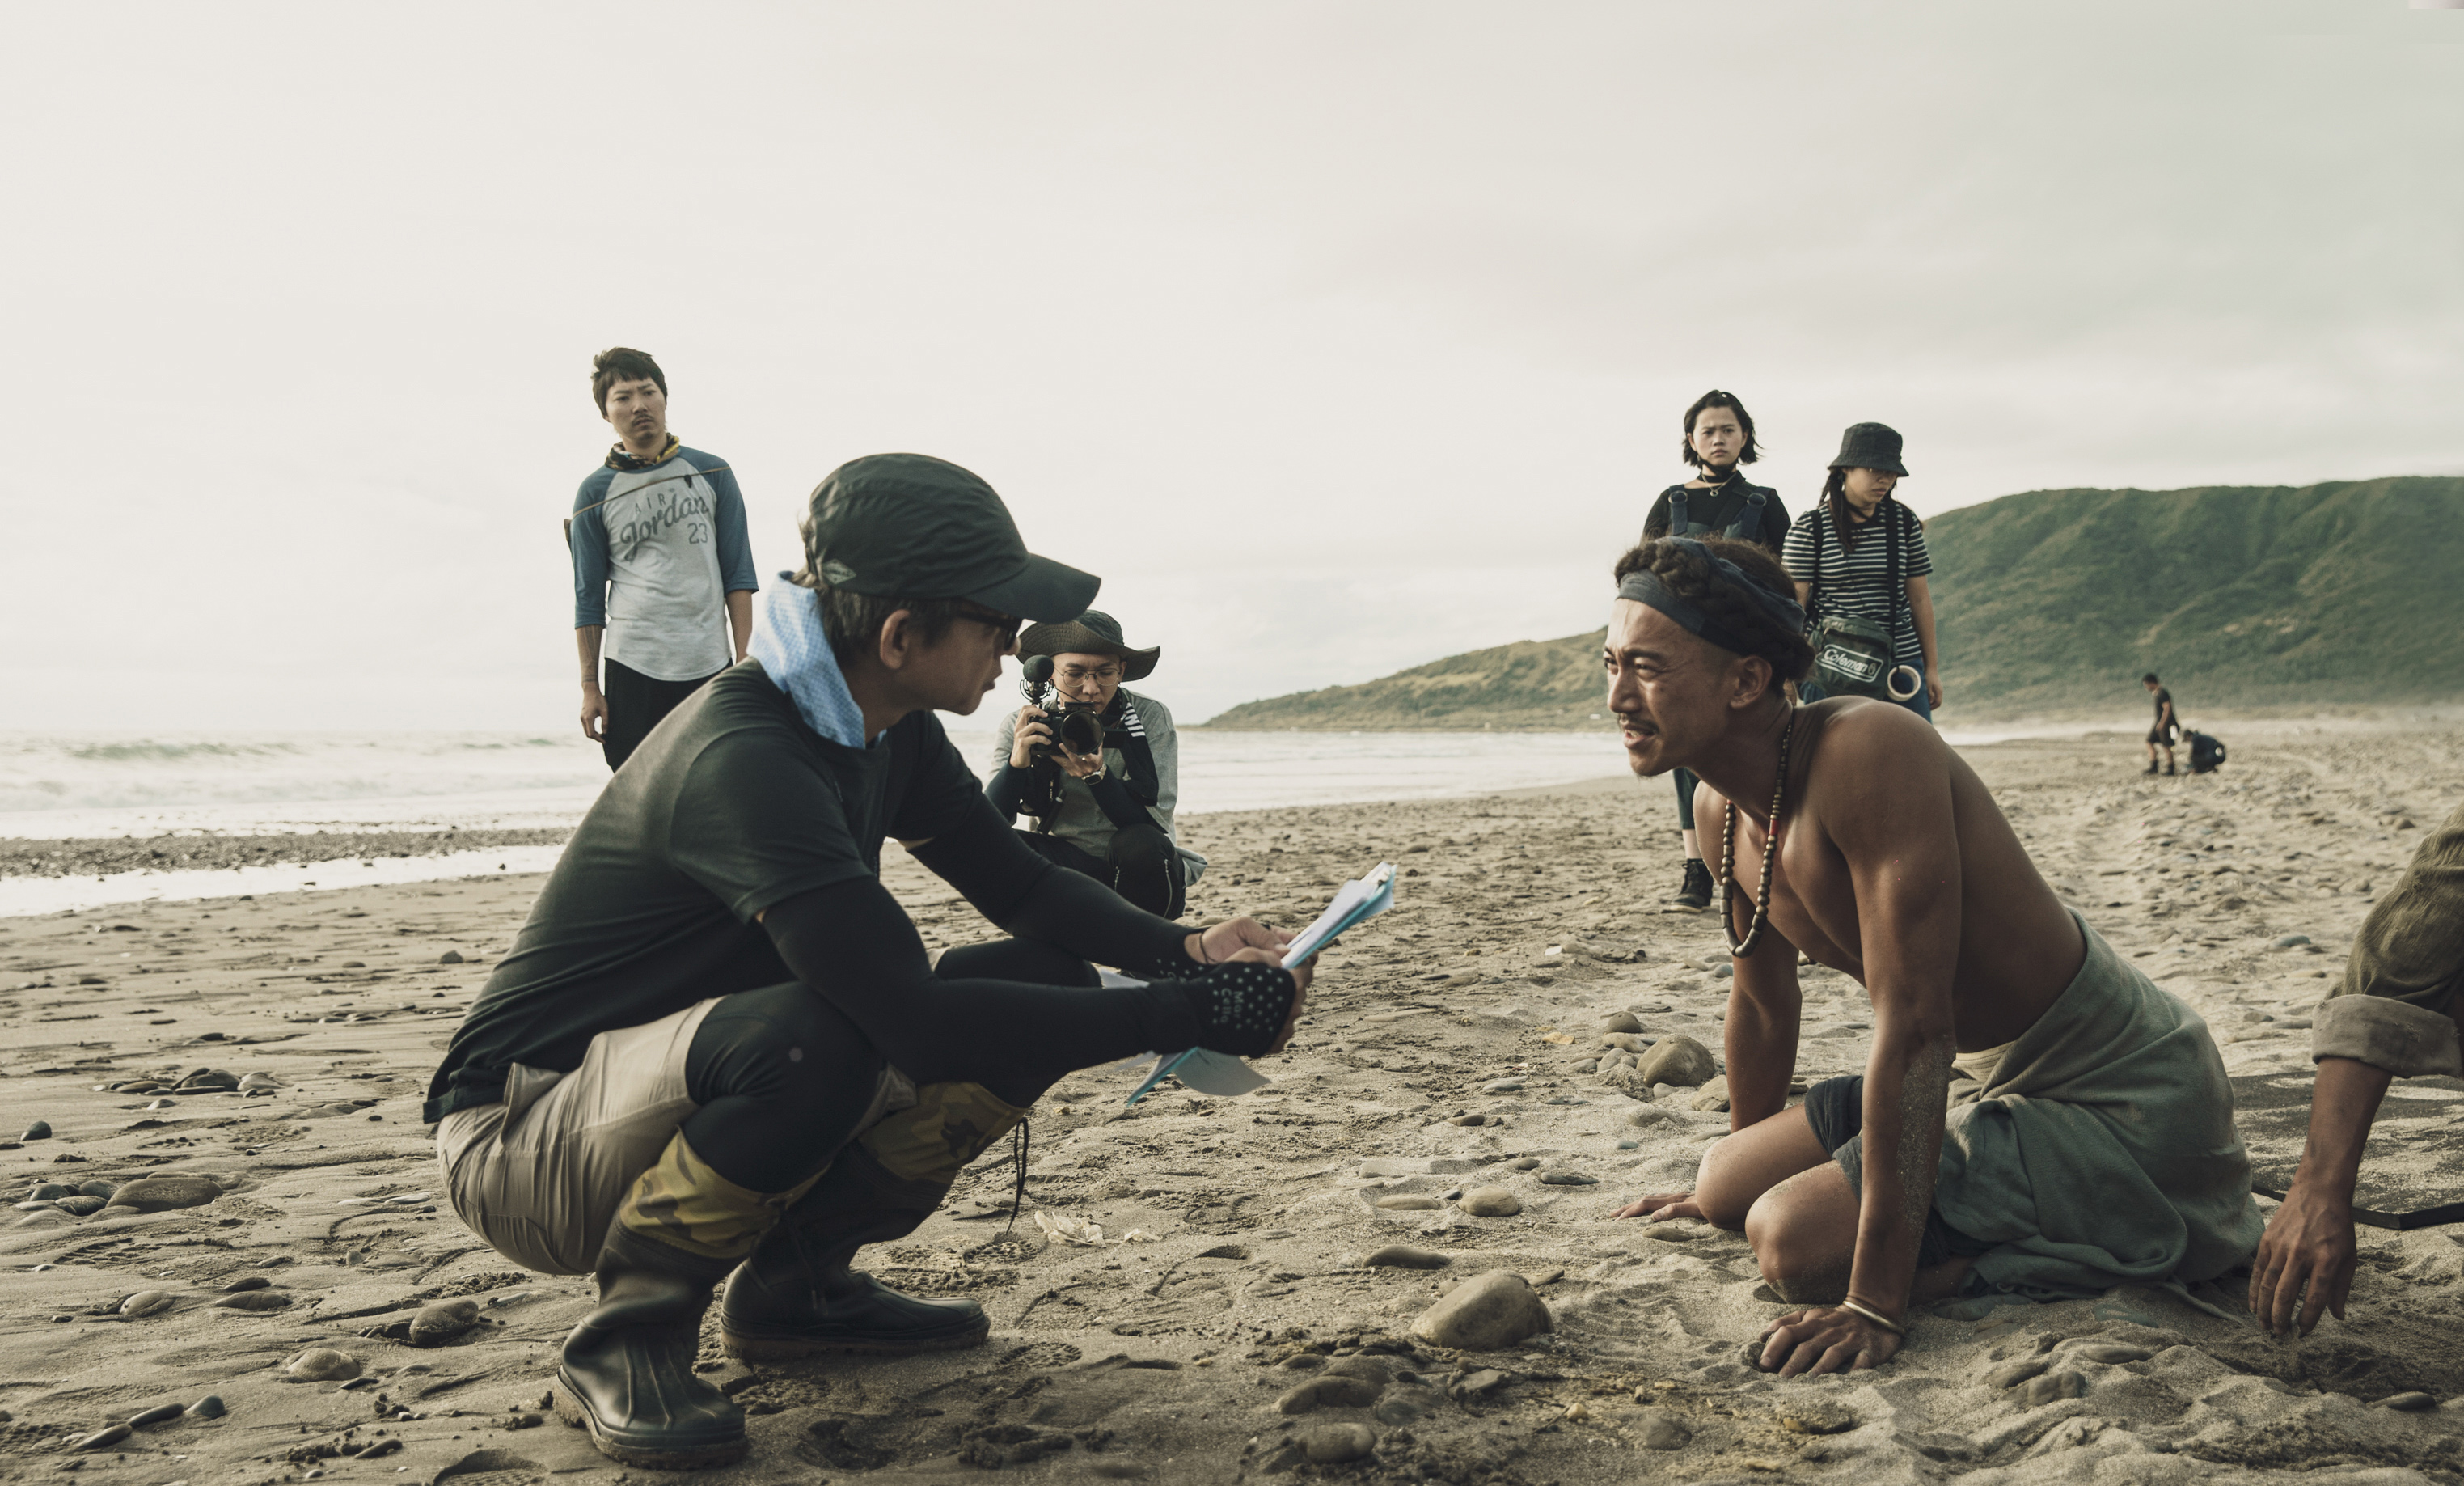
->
xmin=1603 ymin=536 xmax=2255 ymax=1376
xmin=424 ymin=455 xmax=1310 ymax=1470
xmin=987 ymin=611 xmax=1199 ymax=917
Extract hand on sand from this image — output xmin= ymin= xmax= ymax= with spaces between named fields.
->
xmin=1610 ymin=1191 xmax=1707 ymax=1222
xmin=581 ymin=688 xmax=609 ymax=742
xmin=1756 ymin=1306 xmax=1905 ymax=1377
xmin=2250 ymin=1182 xmax=2358 ymax=1336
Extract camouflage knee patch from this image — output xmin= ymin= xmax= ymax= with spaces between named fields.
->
xmin=856 ymin=1082 xmax=1027 ymax=1188
xmin=615 ymin=1131 xmax=821 ymax=1262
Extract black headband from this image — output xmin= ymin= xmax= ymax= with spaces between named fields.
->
xmin=1616 ymin=538 xmax=1807 ymax=659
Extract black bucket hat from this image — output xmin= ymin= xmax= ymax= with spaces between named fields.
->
xmin=1827 ymin=422 xmax=1908 ymax=477
xmin=1016 ymin=610 xmax=1160 ymax=683
xmin=796 ymin=453 xmax=1100 ymax=622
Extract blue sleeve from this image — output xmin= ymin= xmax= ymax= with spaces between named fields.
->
xmin=571 ymin=471 xmax=614 ymax=628
xmin=700 ymin=456 xmax=758 ymax=595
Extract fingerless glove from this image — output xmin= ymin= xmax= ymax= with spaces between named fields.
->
xmin=1176 ymin=959 xmax=1299 ymax=1057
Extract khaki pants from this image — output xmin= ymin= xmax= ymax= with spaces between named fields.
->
xmin=435 ymin=997 xmax=912 ymax=1276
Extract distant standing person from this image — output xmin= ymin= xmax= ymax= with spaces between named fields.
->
xmin=2143 ymin=673 xmax=2179 ymax=776
xmin=1784 ymin=422 xmax=1942 ymax=721
xmin=1640 ymin=390 xmax=1790 ymax=911
xmin=569 ymin=348 xmax=758 ymax=772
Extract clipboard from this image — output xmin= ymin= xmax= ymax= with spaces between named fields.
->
xmin=1123 ymin=862 xmax=1397 ymax=1107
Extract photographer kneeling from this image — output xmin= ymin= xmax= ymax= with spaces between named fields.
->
xmin=986 ymin=611 xmax=1198 ymax=918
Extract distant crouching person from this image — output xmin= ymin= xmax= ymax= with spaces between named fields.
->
xmin=987 ymin=612 xmax=1201 ymax=918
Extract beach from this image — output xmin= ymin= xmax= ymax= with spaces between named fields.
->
xmin=0 ymin=726 xmax=2460 ymax=1484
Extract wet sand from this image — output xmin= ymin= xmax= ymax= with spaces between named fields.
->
xmin=1 ymin=730 xmax=2461 ymax=1484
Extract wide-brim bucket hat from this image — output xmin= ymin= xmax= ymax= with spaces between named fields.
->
xmin=1016 ymin=610 xmax=1160 ymax=683
xmin=1827 ymin=422 xmax=1908 ymax=477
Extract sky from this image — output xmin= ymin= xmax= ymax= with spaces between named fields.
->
xmin=3 ymin=1 xmax=2459 ymax=734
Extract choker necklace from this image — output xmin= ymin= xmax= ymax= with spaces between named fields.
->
xmin=1721 ymin=709 xmax=1797 ymax=957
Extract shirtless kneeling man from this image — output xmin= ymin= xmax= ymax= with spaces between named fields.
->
xmin=1604 ymin=537 xmax=2260 ymax=1377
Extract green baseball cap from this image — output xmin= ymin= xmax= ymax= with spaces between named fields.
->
xmin=797 ymin=454 xmax=1100 ymax=621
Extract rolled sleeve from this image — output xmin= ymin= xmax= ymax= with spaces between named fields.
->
xmin=2313 ymin=996 xmax=2464 ymax=1078
xmin=2315 ymin=800 xmax=2464 ymax=1076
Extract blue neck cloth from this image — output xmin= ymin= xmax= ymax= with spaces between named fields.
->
xmin=747 ymin=576 xmax=871 ymax=747
xmin=1617 ymin=538 xmax=1807 ymax=658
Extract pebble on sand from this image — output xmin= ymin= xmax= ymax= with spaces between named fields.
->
xmin=213 ymin=1289 xmax=291 ymax=1311
xmin=1599 ymin=1010 xmax=1645 ymax=1035
xmin=185 ymin=1396 xmax=226 ymax=1419
xmin=1537 ymin=1171 xmax=1596 ymax=1186
xmin=1363 ymin=1245 xmax=1450 ymax=1269
xmin=1303 ymin=1422 xmax=1378 ymax=1463
xmin=1599 ymin=1032 xmax=1650 ymax=1054
xmin=120 ymin=1290 xmax=175 ymax=1317
xmin=222 ymin=1276 xmax=271 ymax=1293
xmin=125 ymin=1403 xmax=185 ymax=1429
xmin=1637 ymin=1035 xmax=1717 ymax=1088
xmin=409 ymin=1298 xmax=484 ymax=1346
xmin=1458 ymin=1188 xmax=1521 ymax=1217
xmin=1410 ymin=1270 xmax=1553 ymax=1351
xmin=1374 ymin=1196 xmax=1441 ymax=1211
xmin=1479 ymin=1078 xmax=1524 ymax=1094
xmin=70 ymin=1423 xmax=133 ymax=1451
xmin=2381 ymin=1391 xmax=2436 ymax=1411
xmin=1688 ymin=1075 xmax=1731 ymax=1112
xmin=106 ymin=1175 xmax=223 ymax=1213
xmin=22 ymin=1121 xmax=51 ymax=1141
xmin=2018 ymin=1370 xmax=2087 ymax=1407
xmin=1777 ymin=1400 xmax=1859 ymax=1435
xmin=1636 ymin=1408 xmax=1691 ymax=1450
xmin=439 ymin=950 xmax=465 ymax=963
xmin=1278 ymin=1376 xmax=1384 ymax=1414
xmin=284 ymin=1348 xmax=361 ymax=1382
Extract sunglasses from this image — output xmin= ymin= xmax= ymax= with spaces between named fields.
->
xmin=954 ymin=607 xmax=1021 ymax=650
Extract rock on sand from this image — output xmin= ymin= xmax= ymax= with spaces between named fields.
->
xmin=1410 ymin=1270 xmax=1552 ymax=1351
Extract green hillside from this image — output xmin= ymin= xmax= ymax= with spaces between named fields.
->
xmin=1198 ymin=475 xmax=2464 ymax=728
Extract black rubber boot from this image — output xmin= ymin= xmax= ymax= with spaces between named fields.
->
xmin=2163 ymin=762 xmax=2178 ymax=777
xmin=2143 ymin=762 xmax=2159 ymax=775
xmin=1673 ymin=858 xmax=1714 ymax=911
xmin=721 ymin=1145 xmax=989 ymax=1361
xmin=554 ymin=1224 xmax=747 ymax=1471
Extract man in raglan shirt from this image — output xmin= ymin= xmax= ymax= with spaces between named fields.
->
xmin=570 ymin=347 xmax=759 ymax=771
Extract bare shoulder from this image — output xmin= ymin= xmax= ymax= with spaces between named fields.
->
xmin=1801 ymin=697 xmax=1948 ymax=777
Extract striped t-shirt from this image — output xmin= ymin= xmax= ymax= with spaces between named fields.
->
xmin=1781 ymin=502 xmax=1934 ymax=668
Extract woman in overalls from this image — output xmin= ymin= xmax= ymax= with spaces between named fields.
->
xmin=1638 ymin=389 xmax=1791 ymax=912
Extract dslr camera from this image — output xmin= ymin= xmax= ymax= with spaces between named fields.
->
xmin=1020 ymin=654 xmax=1106 ymax=764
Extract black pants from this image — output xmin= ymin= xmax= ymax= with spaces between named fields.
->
xmin=1672 ymin=767 xmax=1699 ymax=833
xmin=678 ymin=938 xmax=1097 ymax=1194
xmin=1801 ymin=1075 xmax=1995 ymax=1268
xmin=602 ymin=658 xmax=722 ymax=773
xmin=1014 ymin=824 xmax=1186 ymax=919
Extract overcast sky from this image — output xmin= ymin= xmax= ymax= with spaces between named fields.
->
xmin=4 ymin=1 xmax=2459 ymax=733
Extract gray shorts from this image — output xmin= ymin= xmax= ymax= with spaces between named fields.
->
xmin=434 ymin=997 xmax=911 ymax=1276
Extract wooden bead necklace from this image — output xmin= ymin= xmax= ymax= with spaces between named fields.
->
xmin=1720 ymin=709 xmax=1798 ymax=958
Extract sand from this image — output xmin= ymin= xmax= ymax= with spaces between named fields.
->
xmin=2 ymin=727 xmax=2462 ymax=1484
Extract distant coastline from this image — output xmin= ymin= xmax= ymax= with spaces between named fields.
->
xmin=1200 ymin=475 xmax=2464 ymax=729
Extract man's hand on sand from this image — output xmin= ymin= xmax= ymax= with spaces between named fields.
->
xmin=2251 ymin=1183 xmax=2359 ymax=1336
xmin=581 ymin=688 xmax=609 ymax=743
xmin=1756 ymin=1306 xmax=1905 ymax=1377
xmin=1611 ymin=1191 xmax=1708 ymax=1222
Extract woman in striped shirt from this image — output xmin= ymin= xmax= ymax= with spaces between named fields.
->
xmin=1781 ymin=422 xmax=1942 ymax=719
